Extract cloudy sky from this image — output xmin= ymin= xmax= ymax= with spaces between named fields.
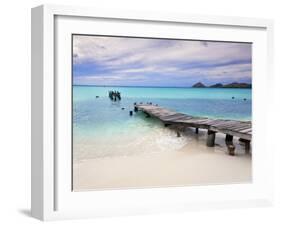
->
xmin=73 ymin=35 xmax=252 ymax=87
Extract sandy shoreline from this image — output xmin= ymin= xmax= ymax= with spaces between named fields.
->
xmin=73 ymin=131 xmax=252 ymax=191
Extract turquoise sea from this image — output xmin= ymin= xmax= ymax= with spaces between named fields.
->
xmin=73 ymin=86 xmax=252 ymax=160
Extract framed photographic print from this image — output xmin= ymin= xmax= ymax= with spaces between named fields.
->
xmin=31 ymin=4 xmax=274 ymax=221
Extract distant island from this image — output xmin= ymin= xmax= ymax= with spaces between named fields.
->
xmin=192 ymin=82 xmax=252 ymax=88
xmin=192 ymin=82 xmax=206 ymax=88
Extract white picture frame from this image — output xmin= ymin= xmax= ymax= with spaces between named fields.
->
xmin=31 ymin=4 xmax=274 ymax=221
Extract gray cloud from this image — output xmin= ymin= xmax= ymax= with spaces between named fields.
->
xmin=73 ymin=35 xmax=251 ymax=86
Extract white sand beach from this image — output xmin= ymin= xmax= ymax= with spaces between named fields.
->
xmin=73 ymin=129 xmax=252 ymax=191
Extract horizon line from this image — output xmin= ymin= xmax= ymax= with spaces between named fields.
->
xmin=73 ymin=83 xmax=252 ymax=88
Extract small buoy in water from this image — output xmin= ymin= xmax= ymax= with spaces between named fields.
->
xmin=129 ymin=111 xmax=133 ymax=116
xmin=232 ymin=96 xmax=235 ymax=99
xmin=149 ymin=102 xmax=152 ymax=105
xmin=121 ymin=107 xmax=125 ymax=110
xmin=96 ymin=96 xmax=99 ymax=98
xmin=134 ymin=102 xmax=137 ymax=105
xmin=243 ymin=98 xmax=247 ymax=101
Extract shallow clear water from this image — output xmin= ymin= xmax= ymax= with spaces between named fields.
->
xmin=73 ymin=86 xmax=252 ymax=161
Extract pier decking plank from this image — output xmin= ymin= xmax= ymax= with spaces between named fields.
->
xmin=136 ymin=104 xmax=251 ymax=141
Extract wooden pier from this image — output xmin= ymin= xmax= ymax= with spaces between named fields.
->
xmin=135 ymin=103 xmax=251 ymax=155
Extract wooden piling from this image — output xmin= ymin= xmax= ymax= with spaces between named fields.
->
xmin=129 ymin=111 xmax=133 ymax=116
xmin=109 ymin=90 xmax=121 ymax=101
xmin=206 ymin=130 xmax=216 ymax=147
xmin=195 ymin=128 xmax=199 ymax=134
xmin=225 ymin=134 xmax=233 ymax=145
xmin=134 ymin=106 xmax=138 ymax=112
xmin=245 ymin=140 xmax=250 ymax=154
xmin=225 ymin=134 xmax=235 ymax=155
xmin=228 ymin=145 xmax=235 ymax=156
xmin=239 ymin=138 xmax=251 ymax=154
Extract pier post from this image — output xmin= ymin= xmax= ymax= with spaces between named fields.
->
xmin=195 ymin=128 xmax=199 ymax=134
xmin=134 ymin=106 xmax=138 ymax=112
xmin=129 ymin=111 xmax=133 ymax=116
xmin=239 ymin=138 xmax=251 ymax=154
xmin=228 ymin=145 xmax=235 ymax=156
xmin=225 ymin=134 xmax=233 ymax=145
xmin=206 ymin=130 xmax=216 ymax=147
xmin=225 ymin=134 xmax=235 ymax=155
xmin=245 ymin=140 xmax=250 ymax=154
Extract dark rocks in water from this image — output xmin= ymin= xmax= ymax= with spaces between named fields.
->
xmin=121 ymin=107 xmax=125 ymax=110
xmin=192 ymin=82 xmax=206 ymax=88
xmin=243 ymin=98 xmax=247 ymax=101
xmin=96 ymin=96 xmax=99 ymax=98
xmin=209 ymin=83 xmax=223 ymax=88
xmin=232 ymin=96 xmax=235 ymax=99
